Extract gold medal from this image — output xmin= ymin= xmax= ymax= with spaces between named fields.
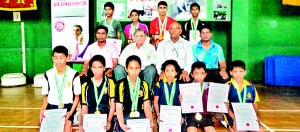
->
xmin=130 ymin=111 xmax=136 ymax=118
xmin=58 ymin=103 xmax=64 ymax=109
xmin=159 ymin=35 xmax=163 ymax=40
xmin=94 ymin=110 xmax=101 ymax=114
xmin=135 ymin=111 xmax=140 ymax=117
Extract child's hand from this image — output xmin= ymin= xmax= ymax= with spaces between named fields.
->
xmin=224 ymin=102 xmax=230 ymax=108
xmin=178 ymin=94 xmax=183 ymax=103
xmin=104 ymin=121 xmax=111 ymax=130
xmin=120 ymin=123 xmax=129 ymax=131
xmin=105 ymin=69 xmax=113 ymax=77
xmin=219 ymin=70 xmax=229 ymax=79
xmin=64 ymin=112 xmax=71 ymax=120
xmin=180 ymin=116 xmax=184 ymax=125
xmin=39 ymin=109 xmax=45 ymax=123
xmin=156 ymin=114 xmax=163 ymax=126
xmin=79 ymin=124 xmax=85 ymax=132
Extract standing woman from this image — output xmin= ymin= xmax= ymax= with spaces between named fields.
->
xmin=79 ymin=55 xmax=116 ymax=131
xmin=115 ymin=55 xmax=154 ymax=131
xmin=124 ymin=9 xmax=149 ymax=45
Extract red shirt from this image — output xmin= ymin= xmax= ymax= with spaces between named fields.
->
xmin=149 ymin=16 xmax=176 ymax=36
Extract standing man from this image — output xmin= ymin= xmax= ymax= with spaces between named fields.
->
xmin=114 ymin=29 xmax=156 ymax=89
xmin=156 ymin=22 xmax=194 ymax=82
xmin=192 ymin=25 xmax=229 ymax=83
xmin=98 ymin=2 xmax=123 ymax=39
xmin=150 ymin=1 xmax=176 ymax=48
xmin=80 ymin=25 xmax=119 ymax=78
xmin=182 ymin=2 xmax=205 ymax=44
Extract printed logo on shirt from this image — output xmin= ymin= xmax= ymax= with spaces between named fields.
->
xmin=247 ymin=92 xmax=252 ymax=100
xmin=139 ymin=90 xmax=144 ymax=97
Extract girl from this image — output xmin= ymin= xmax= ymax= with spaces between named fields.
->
xmin=80 ymin=55 xmax=116 ymax=131
xmin=115 ymin=55 xmax=154 ymax=131
xmin=124 ymin=9 xmax=149 ymax=45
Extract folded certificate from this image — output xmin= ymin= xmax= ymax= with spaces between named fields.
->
xmin=40 ymin=109 xmax=67 ymax=132
xmin=159 ymin=124 xmax=181 ymax=132
xmin=207 ymin=83 xmax=229 ymax=113
xmin=160 ymin=105 xmax=182 ymax=125
xmin=179 ymin=83 xmax=203 ymax=113
xmin=126 ymin=119 xmax=151 ymax=132
xmin=83 ymin=114 xmax=107 ymax=132
xmin=232 ymin=103 xmax=260 ymax=131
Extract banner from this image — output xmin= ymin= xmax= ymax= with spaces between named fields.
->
xmin=282 ymin=0 xmax=300 ymax=6
xmin=0 ymin=0 xmax=37 ymax=11
xmin=51 ymin=0 xmax=89 ymax=60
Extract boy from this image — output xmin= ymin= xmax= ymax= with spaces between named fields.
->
xmin=225 ymin=60 xmax=264 ymax=132
xmin=180 ymin=62 xmax=216 ymax=132
xmin=149 ymin=1 xmax=176 ymax=48
xmin=181 ymin=2 xmax=205 ymax=43
xmin=40 ymin=45 xmax=81 ymax=132
xmin=154 ymin=60 xmax=185 ymax=130
xmin=98 ymin=2 xmax=123 ymax=39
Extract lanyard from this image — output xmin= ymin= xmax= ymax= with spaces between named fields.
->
xmin=127 ymin=76 xmax=141 ymax=111
xmin=233 ymin=81 xmax=247 ymax=103
xmin=104 ymin=19 xmax=113 ymax=28
xmin=130 ymin=22 xmax=139 ymax=39
xmin=158 ymin=17 xmax=167 ymax=35
xmin=163 ymin=81 xmax=176 ymax=106
xmin=191 ymin=19 xmax=198 ymax=31
xmin=54 ymin=67 xmax=68 ymax=103
xmin=92 ymin=77 xmax=107 ymax=112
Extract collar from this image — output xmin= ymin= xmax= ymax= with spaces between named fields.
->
xmin=168 ymin=37 xmax=185 ymax=44
xmin=196 ymin=40 xmax=215 ymax=48
xmin=163 ymin=76 xmax=177 ymax=83
xmin=229 ymin=78 xmax=251 ymax=91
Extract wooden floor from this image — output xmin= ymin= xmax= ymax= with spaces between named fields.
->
xmin=0 ymin=84 xmax=299 ymax=132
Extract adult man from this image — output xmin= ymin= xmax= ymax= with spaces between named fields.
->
xmin=182 ymin=2 xmax=205 ymax=44
xmin=80 ymin=25 xmax=119 ymax=78
xmin=114 ymin=29 xmax=156 ymax=88
xmin=156 ymin=22 xmax=194 ymax=82
xmin=98 ymin=2 xmax=123 ymax=39
xmin=192 ymin=25 xmax=229 ymax=83
xmin=149 ymin=1 xmax=176 ymax=48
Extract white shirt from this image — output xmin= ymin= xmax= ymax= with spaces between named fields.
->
xmin=83 ymin=41 xmax=120 ymax=68
xmin=119 ymin=42 xmax=156 ymax=70
xmin=156 ymin=37 xmax=194 ymax=74
xmin=42 ymin=67 xmax=81 ymax=105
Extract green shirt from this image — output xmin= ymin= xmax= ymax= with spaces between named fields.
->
xmin=98 ymin=19 xmax=123 ymax=39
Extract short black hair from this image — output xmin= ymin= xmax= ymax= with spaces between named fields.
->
xmin=191 ymin=62 xmax=206 ymax=73
xmin=190 ymin=2 xmax=200 ymax=11
xmin=52 ymin=45 xmax=68 ymax=57
xmin=229 ymin=60 xmax=246 ymax=71
xmin=88 ymin=55 xmax=106 ymax=77
xmin=104 ymin=2 xmax=114 ymax=10
xmin=161 ymin=60 xmax=180 ymax=73
xmin=158 ymin=1 xmax=168 ymax=7
xmin=200 ymin=24 xmax=211 ymax=33
xmin=74 ymin=25 xmax=82 ymax=31
xmin=126 ymin=55 xmax=142 ymax=68
xmin=95 ymin=25 xmax=108 ymax=34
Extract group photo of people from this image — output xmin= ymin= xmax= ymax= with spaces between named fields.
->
xmin=40 ymin=1 xmax=264 ymax=132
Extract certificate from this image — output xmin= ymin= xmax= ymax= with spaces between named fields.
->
xmin=40 ymin=109 xmax=67 ymax=132
xmin=179 ymin=83 xmax=203 ymax=113
xmin=83 ymin=114 xmax=107 ymax=132
xmin=207 ymin=83 xmax=229 ymax=113
xmin=126 ymin=119 xmax=151 ymax=132
xmin=160 ymin=105 xmax=181 ymax=125
xmin=159 ymin=124 xmax=181 ymax=132
xmin=232 ymin=103 xmax=260 ymax=131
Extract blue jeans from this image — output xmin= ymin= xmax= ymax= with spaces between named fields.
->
xmin=114 ymin=64 xmax=156 ymax=89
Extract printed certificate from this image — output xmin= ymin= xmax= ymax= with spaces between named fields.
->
xmin=83 ymin=114 xmax=107 ymax=132
xmin=40 ymin=109 xmax=67 ymax=132
xmin=160 ymin=105 xmax=182 ymax=125
xmin=232 ymin=103 xmax=260 ymax=131
xmin=207 ymin=83 xmax=229 ymax=113
xmin=180 ymin=83 xmax=203 ymax=113
xmin=159 ymin=124 xmax=181 ymax=132
xmin=126 ymin=119 xmax=151 ymax=132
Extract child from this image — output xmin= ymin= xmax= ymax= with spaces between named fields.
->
xmin=40 ymin=45 xmax=81 ymax=132
xmin=180 ymin=62 xmax=216 ymax=132
xmin=154 ymin=60 xmax=184 ymax=127
xmin=80 ymin=55 xmax=115 ymax=131
xmin=98 ymin=2 xmax=123 ymax=39
xmin=225 ymin=60 xmax=264 ymax=132
xmin=115 ymin=55 xmax=154 ymax=131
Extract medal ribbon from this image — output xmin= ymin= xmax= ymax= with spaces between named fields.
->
xmin=54 ymin=66 xmax=68 ymax=104
xmin=191 ymin=19 xmax=199 ymax=31
xmin=127 ymin=76 xmax=141 ymax=111
xmin=233 ymin=81 xmax=247 ymax=103
xmin=200 ymin=82 xmax=205 ymax=98
xmin=93 ymin=77 xmax=107 ymax=112
xmin=158 ymin=17 xmax=167 ymax=36
xmin=163 ymin=81 xmax=176 ymax=106
xmin=130 ymin=22 xmax=139 ymax=39
xmin=104 ymin=19 xmax=113 ymax=27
